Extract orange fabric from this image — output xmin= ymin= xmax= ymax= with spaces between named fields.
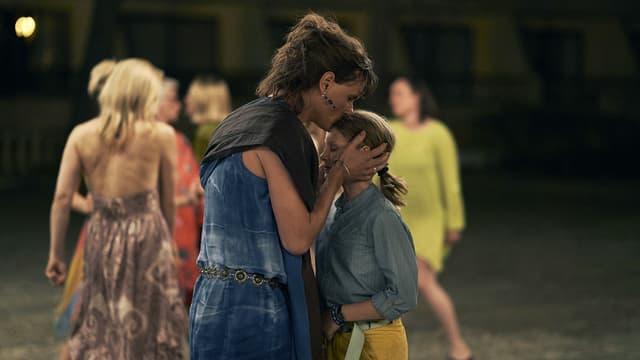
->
xmin=54 ymin=223 xmax=86 ymax=316
xmin=174 ymin=132 xmax=202 ymax=305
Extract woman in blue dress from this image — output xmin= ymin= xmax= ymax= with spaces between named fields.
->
xmin=189 ymin=13 xmax=387 ymax=360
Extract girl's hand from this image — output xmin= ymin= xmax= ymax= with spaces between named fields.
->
xmin=72 ymin=193 xmax=94 ymax=214
xmin=84 ymin=194 xmax=94 ymax=213
xmin=190 ymin=180 xmax=204 ymax=199
xmin=322 ymin=311 xmax=341 ymax=340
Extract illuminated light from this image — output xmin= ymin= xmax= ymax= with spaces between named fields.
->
xmin=15 ymin=16 xmax=37 ymax=38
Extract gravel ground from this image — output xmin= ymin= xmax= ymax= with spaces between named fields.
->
xmin=1 ymin=174 xmax=638 ymax=359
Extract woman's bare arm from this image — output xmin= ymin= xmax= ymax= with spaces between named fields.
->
xmin=251 ymin=132 xmax=388 ymax=255
xmin=255 ymin=147 xmax=344 ymax=255
xmin=46 ymin=127 xmax=84 ymax=285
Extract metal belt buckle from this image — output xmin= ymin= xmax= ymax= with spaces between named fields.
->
xmin=203 ymin=267 xmax=214 ymax=278
xmin=220 ymin=268 xmax=230 ymax=280
xmin=251 ymin=274 xmax=265 ymax=286
xmin=234 ymin=270 xmax=248 ymax=283
xmin=340 ymin=322 xmax=354 ymax=333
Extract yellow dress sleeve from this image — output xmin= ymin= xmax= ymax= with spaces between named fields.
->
xmin=193 ymin=123 xmax=219 ymax=162
xmin=434 ymin=124 xmax=465 ymax=230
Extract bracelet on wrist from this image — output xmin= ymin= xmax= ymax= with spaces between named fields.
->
xmin=336 ymin=160 xmax=351 ymax=177
xmin=330 ymin=304 xmax=345 ymax=327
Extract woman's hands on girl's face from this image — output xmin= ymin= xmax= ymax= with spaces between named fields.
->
xmin=320 ymin=130 xmax=389 ymax=183
xmin=319 ymin=131 xmax=347 ymax=181
xmin=340 ymin=131 xmax=389 ymax=182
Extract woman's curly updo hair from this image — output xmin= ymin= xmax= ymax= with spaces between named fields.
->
xmin=257 ymin=13 xmax=377 ymax=114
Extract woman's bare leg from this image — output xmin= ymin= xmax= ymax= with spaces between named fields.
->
xmin=417 ymin=257 xmax=472 ymax=359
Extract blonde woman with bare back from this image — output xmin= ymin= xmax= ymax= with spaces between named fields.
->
xmin=45 ymin=59 xmax=187 ymax=359
xmin=53 ymin=59 xmax=115 ymax=341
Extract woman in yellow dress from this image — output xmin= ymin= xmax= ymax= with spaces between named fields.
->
xmin=388 ymin=77 xmax=472 ymax=360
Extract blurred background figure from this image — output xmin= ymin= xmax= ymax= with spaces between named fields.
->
xmin=389 ymin=77 xmax=471 ymax=360
xmin=45 ymin=58 xmax=186 ymax=359
xmin=53 ymin=59 xmax=115 ymax=340
xmin=156 ymin=77 xmax=201 ymax=306
xmin=184 ymin=75 xmax=232 ymax=161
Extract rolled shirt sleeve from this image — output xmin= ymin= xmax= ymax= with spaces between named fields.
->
xmin=369 ymin=210 xmax=419 ymax=320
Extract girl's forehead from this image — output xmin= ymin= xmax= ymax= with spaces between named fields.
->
xmin=325 ymin=130 xmax=348 ymax=143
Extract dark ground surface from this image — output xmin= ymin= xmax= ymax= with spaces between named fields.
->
xmin=1 ymin=173 xmax=639 ymax=359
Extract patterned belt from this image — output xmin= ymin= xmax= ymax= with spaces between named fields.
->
xmin=199 ymin=265 xmax=282 ymax=289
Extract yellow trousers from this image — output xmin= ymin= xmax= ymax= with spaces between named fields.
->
xmin=327 ymin=320 xmax=408 ymax=360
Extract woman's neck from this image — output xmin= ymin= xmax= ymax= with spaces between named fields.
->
xmin=402 ymin=110 xmax=430 ymax=129
xmin=296 ymin=91 xmax=313 ymax=125
xmin=272 ymin=90 xmax=303 ymax=121
xmin=343 ymin=181 xmax=370 ymax=202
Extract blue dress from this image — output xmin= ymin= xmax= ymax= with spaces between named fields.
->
xmin=189 ymin=153 xmax=309 ymax=359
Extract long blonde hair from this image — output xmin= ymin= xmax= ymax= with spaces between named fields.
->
xmin=87 ymin=59 xmax=117 ymax=99
xmin=332 ymin=110 xmax=408 ymax=207
xmin=186 ymin=75 xmax=231 ymax=125
xmin=98 ymin=58 xmax=163 ymax=149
